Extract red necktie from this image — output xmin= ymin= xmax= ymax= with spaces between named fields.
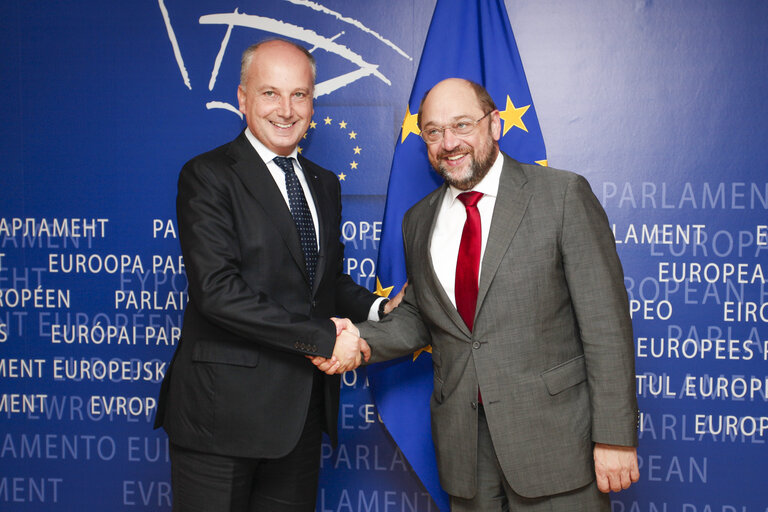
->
xmin=455 ymin=191 xmax=483 ymax=331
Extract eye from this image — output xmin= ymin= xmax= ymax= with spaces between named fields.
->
xmin=454 ymin=121 xmax=471 ymax=130
xmin=294 ymin=91 xmax=306 ymax=99
xmin=425 ymin=128 xmax=441 ymax=137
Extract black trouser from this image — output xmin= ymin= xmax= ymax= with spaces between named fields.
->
xmin=169 ymin=376 xmax=324 ymax=512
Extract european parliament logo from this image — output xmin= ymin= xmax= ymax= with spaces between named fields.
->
xmin=157 ymin=0 xmax=410 ymax=194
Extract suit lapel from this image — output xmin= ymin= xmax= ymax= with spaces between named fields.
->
xmin=476 ymin=156 xmax=531 ymax=316
xmin=228 ymin=133 xmax=309 ymax=284
xmin=415 ymin=186 xmax=474 ymax=339
xmin=298 ymin=155 xmax=329 ymax=295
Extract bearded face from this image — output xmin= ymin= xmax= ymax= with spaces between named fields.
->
xmin=431 ymin=122 xmax=498 ymax=190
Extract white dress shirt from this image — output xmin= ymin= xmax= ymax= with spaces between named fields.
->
xmin=244 ymin=128 xmax=320 ymax=249
xmin=244 ymin=129 xmax=384 ymax=320
xmin=430 ymin=151 xmax=504 ymax=308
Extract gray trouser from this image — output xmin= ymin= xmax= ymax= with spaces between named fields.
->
xmin=450 ymin=407 xmax=610 ymax=512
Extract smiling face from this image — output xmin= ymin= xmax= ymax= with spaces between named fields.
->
xmin=237 ymin=40 xmax=314 ymax=156
xmin=419 ymin=79 xmax=501 ymax=190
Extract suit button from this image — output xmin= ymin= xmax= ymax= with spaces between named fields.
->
xmin=472 ymin=341 xmax=480 ymax=349
xmin=471 ymin=402 xmax=478 ymax=409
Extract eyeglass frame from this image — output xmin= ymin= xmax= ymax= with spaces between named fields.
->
xmin=419 ymin=110 xmax=495 ymax=144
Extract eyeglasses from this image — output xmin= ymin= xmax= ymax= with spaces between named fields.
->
xmin=419 ymin=111 xmax=493 ymax=144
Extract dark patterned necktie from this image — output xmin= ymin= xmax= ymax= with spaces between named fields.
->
xmin=455 ymin=191 xmax=483 ymax=331
xmin=273 ymin=156 xmax=318 ymax=286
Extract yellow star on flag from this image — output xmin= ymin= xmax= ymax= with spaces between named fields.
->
xmin=353 ymin=146 xmax=362 ymax=155
xmin=309 ymin=121 xmax=317 ymax=129
xmin=536 ymin=159 xmax=548 ymax=167
xmin=338 ymin=172 xmax=346 ymax=181
xmin=339 ymin=121 xmax=347 ymax=129
xmin=413 ymin=345 xmax=432 ymax=361
xmin=499 ymin=95 xmax=530 ymax=136
xmin=373 ymin=277 xmax=394 ymax=298
xmin=297 ymin=146 xmax=303 ymax=154
xmin=401 ymin=106 xmax=420 ymax=143
xmin=348 ymin=131 xmax=357 ymax=139
xmin=350 ymin=161 xmax=358 ymax=170
xmin=324 ymin=116 xmax=332 ymax=125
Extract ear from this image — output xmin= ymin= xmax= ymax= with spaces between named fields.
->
xmin=237 ymin=85 xmax=247 ymax=115
xmin=490 ymin=110 xmax=502 ymax=142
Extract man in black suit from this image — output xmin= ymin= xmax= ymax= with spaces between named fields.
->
xmin=154 ymin=39 xmax=387 ymax=511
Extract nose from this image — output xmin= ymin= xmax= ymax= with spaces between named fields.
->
xmin=276 ymin=95 xmax=292 ymax=117
xmin=441 ymin=127 xmax=461 ymax=151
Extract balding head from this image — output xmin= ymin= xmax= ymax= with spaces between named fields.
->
xmin=417 ymin=79 xmax=497 ymax=130
xmin=240 ymin=39 xmax=317 ymax=87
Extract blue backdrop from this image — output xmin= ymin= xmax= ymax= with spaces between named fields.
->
xmin=1 ymin=0 xmax=766 ymax=510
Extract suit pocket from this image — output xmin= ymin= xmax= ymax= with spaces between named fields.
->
xmin=540 ymin=354 xmax=586 ymax=395
xmin=191 ymin=339 xmax=260 ymax=367
xmin=432 ymin=374 xmax=445 ymax=404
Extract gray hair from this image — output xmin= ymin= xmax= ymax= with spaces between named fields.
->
xmin=240 ymin=39 xmax=317 ymax=86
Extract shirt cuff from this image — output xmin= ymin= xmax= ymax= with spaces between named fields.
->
xmin=368 ymin=297 xmax=387 ymax=321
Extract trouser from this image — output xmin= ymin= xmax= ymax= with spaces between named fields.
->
xmin=450 ymin=406 xmax=610 ymax=512
xmin=169 ymin=376 xmax=324 ymax=512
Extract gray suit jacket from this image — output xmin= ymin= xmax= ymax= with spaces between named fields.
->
xmin=360 ymin=154 xmax=637 ymax=499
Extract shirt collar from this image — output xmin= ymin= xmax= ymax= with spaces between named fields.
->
xmin=446 ymin=150 xmax=504 ymax=204
xmin=243 ymin=128 xmax=300 ymax=166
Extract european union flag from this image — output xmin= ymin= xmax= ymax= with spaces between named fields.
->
xmin=368 ymin=0 xmax=547 ymax=509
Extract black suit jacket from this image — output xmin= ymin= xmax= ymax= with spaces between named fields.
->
xmin=154 ymin=131 xmax=376 ymax=458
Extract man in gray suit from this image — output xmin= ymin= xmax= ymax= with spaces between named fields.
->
xmin=315 ymin=78 xmax=639 ymax=511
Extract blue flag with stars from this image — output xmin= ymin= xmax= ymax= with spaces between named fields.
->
xmin=368 ymin=0 xmax=547 ymax=509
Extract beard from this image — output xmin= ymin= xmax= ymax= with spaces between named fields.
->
xmin=434 ymin=140 xmax=498 ymax=191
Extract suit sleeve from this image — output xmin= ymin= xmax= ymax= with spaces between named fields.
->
xmin=358 ymin=215 xmax=432 ymax=362
xmin=560 ymin=174 xmax=638 ymax=447
xmin=177 ymin=158 xmax=336 ymax=357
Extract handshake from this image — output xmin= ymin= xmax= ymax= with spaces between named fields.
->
xmin=308 ymin=318 xmax=368 ymax=375
xmin=309 ymin=283 xmax=406 ymax=375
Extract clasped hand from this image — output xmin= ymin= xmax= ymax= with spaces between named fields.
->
xmin=308 ymin=318 xmax=369 ymax=375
